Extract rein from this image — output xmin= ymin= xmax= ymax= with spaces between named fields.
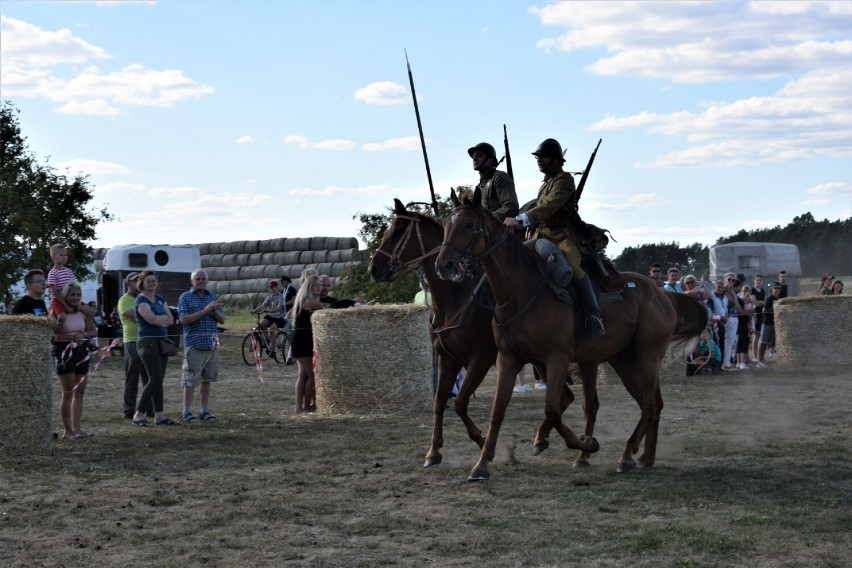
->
xmin=439 ymin=205 xmax=511 ymax=280
xmin=444 ymin=204 xmax=546 ymax=333
xmin=372 ymin=214 xmax=441 ymax=279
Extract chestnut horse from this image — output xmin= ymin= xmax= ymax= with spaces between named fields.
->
xmin=368 ymin=199 xmax=575 ymax=467
xmin=435 ymin=188 xmax=708 ymax=481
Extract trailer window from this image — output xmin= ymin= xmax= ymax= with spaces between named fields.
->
xmin=128 ymin=253 xmax=148 ymax=268
xmin=738 ymin=256 xmax=760 ymax=269
xmin=154 ymin=249 xmax=169 ymax=266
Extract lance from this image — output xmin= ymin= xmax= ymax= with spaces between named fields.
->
xmin=405 ymin=50 xmax=439 ymax=217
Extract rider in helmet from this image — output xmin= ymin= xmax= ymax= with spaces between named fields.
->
xmin=468 ymin=142 xmax=519 ymax=222
xmin=503 ymin=138 xmax=605 ymax=340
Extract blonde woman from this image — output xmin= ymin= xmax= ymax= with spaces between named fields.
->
xmin=51 ymin=282 xmax=97 ymax=439
xmin=288 ymin=274 xmax=325 ymax=413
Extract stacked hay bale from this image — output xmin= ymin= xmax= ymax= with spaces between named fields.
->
xmin=775 ymin=296 xmax=852 ymax=368
xmin=311 ymin=304 xmax=432 ymax=416
xmin=0 ymin=316 xmax=55 ymax=456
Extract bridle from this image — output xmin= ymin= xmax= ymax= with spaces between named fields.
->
xmin=372 ymin=214 xmax=441 ymax=279
xmin=439 ymin=204 xmax=510 ymax=280
xmin=440 ymin=204 xmax=546 ymax=332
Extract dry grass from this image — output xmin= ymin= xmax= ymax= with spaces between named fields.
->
xmin=2 ymin=331 xmax=851 ymax=567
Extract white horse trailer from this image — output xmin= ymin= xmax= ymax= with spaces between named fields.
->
xmin=99 ymin=244 xmax=201 ymax=315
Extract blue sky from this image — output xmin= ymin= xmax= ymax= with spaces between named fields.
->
xmin=2 ymin=0 xmax=850 ymax=259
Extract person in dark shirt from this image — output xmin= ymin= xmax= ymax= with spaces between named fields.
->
xmin=12 ymin=269 xmax=48 ymax=316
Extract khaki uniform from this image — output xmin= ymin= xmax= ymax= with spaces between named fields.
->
xmin=526 ymin=170 xmax=585 ymax=281
xmin=477 ymin=167 xmax=519 ymax=221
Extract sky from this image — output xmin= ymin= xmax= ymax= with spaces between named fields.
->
xmin=1 ymin=0 xmax=850 ymax=259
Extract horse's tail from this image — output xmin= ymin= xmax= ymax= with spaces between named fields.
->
xmin=666 ymin=292 xmax=709 ymax=343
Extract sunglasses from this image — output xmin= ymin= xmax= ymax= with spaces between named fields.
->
xmin=651 ymin=270 xmax=660 ymax=273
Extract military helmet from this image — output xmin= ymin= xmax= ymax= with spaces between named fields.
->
xmin=532 ymin=138 xmax=563 ymax=159
xmin=467 ymin=142 xmax=497 ymax=162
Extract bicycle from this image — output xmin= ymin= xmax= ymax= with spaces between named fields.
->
xmin=241 ymin=313 xmax=293 ymax=366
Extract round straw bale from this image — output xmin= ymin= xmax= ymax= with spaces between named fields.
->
xmin=258 ymin=239 xmax=276 ymax=253
xmin=326 ymin=250 xmax=342 ymax=263
xmin=223 ymin=266 xmax=241 ymax=280
xmin=205 ymin=267 xmax=227 ymax=280
xmin=261 ymin=253 xmax=276 ymax=265
xmin=243 ymin=240 xmax=260 ymax=254
xmin=287 ymin=237 xmax=311 ymax=251
xmin=248 ymin=253 xmax=264 ymax=265
xmin=198 ymin=243 xmax=211 ymax=255
xmin=0 ymin=316 xmax=56 ymax=456
xmin=339 ymin=237 xmax=358 ymax=250
xmin=283 ymin=251 xmax=301 ymax=265
xmin=338 ymin=248 xmax=357 ymax=262
xmin=312 ymin=304 xmax=432 ymax=416
xmin=775 ymin=296 xmax=852 ymax=368
xmin=272 ymin=252 xmax=288 ymax=265
xmin=235 ymin=253 xmax=250 ymax=265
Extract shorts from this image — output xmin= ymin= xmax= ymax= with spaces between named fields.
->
xmin=54 ymin=342 xmax=90 ymax=376
xmin=759 ymin=324 xmax=775 ymax=346
xmin=181 ymin=347 xmax=220 ymax=387
xmin=263 ymin=316 xmax=287 ymax=328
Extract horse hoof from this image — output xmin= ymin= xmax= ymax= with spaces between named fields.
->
xmin=533 ymin=440 xmax=549 ymax=456
xmin=423 ymin=455 xmax=443 ymax=468
xmin=573 ymin=459 xmax=590 ymax=469
xmin=617 ymin=459 xmax=641 ymax=473
xmin=581 ymin=435 xmax=600 ymax=454
xmin=467 ymin=467 xmax=490 ymax=482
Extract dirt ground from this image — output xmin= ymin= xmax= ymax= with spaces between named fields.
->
xmin=1 ymin=333 xmax=851 ymax=567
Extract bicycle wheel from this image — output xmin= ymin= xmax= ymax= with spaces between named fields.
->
xmin=243 ymin=332 xmax=273 ymax=365
xmin=242 ymin=334 xmax=256 ymax=366
xmin=277 ymin=331 xmax=292 ymax=362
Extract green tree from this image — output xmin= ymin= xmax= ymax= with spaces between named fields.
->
xmin=333 ymin=191 xmax=462 ymax=303
xmin=613 ymin=241 xmax=710 ymax=278
xmin=1 ymin=101 xmax=113 ymax=300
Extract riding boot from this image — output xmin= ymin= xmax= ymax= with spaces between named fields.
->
xmin=575 ymin=275 xmax=605 ymax=340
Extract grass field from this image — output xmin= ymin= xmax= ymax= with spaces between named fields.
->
xmin=1 ymin=329 xmax=850 ymax=567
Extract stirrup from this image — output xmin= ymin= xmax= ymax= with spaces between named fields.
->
xmin=585 ymin=315 xmax=605 ymax=340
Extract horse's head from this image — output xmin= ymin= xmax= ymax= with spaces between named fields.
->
xmin=368 ymin=198 xmax=440 ymax=282
xmin=435 ymin=188 xmax=496 ymax=283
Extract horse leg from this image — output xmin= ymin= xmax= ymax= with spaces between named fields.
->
xmin=636 ymin=381 xmax=664 ymax=468
xmin=573 ymin=361 xmax=600 ymax=469
xmin=424 ymin=355 xmax=461 ymax=468
xmin=608 ymin=353 xmax=662 ymax=473
xmin=533 ymin=365 xmax=575 ymax=455
xmin=453 ymin=355 xmax=493 ymax=449
xmin=468 ymin=354 xmax=521 ymax=482
xmin=542 ymin=362 xmax=600 ymax=457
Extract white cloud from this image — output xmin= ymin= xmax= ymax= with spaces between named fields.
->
xmin=148 ymin=186 xmax=203 ymax=197
xmin=531 ymin=1 xmax=852 ymax=168
xmin=57 ymin=159 xmax=132 ymax=176
xmin=353 ymin=81 xmax=409 ymax=105
xmin=236 ymin=135 xmax=253 ymax=144
xmin=0 ymin=18 xmax=214 ymax=115
xmin=96 ymin=181 xmax=146 ymax=194
xmin=805 ymin=182 xmax=852 ymax=195
xmin=284 ymin=135 xmax=355 ymax=150
xmin=289 ymin=184 xmax=394 ymax=197
xmin=362 ymin=136 xmax=423 ymax=152
xmin=0 ymin=16 xmax=110 ymax=67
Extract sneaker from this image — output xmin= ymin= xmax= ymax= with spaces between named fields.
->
xmin=535 ymin=382 xmax=547 ymax=390
xmin=512 ymin=385 xmax=525 ymax=394
xmin=738 ymin=363 xmax=748 ymax=370
xmin=756 ymin=361 xmax=768 ymax=368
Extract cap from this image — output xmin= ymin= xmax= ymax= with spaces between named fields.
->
xmin=125 ymin=272 xmax=140 ymax=284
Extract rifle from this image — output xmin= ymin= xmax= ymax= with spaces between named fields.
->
xmin=502 ymin=124 xmax=514 ymax=180
xmin=575 ymin=138 xmax=602 ymax=203
xmin=405 ymin=50 xmax=439 ymax=218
